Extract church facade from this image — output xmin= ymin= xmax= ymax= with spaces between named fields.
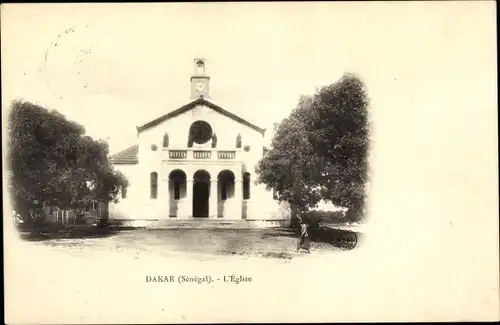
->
xmin=108 ymin=59 xmax=291 ymax=226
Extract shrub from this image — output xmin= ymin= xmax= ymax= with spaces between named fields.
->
xmin=300 ymin=210 xmax=346 ymax=229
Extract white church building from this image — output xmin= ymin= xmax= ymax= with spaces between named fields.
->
xmin=108 ymin=59 xmax=291 ymax=226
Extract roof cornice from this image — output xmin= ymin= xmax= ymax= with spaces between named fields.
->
xmin=136 ymin=97 xmax=266 ymax=135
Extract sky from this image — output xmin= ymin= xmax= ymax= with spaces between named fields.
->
xmin=1 ymin=2 xmax=352 ymax=153
xmin=4 ymin=1 xmax=485 ymax=154
xmin=1 ymin=2 xmax=497 ymax=159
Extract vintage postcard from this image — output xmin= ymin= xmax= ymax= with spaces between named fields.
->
xmin=2 ymin=2 xmax=498 ymax=323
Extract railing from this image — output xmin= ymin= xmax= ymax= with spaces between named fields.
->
xmin=218 ymin=151 xmax=236 ymax=159
xmin=193 ymin=150 xmax=211 ymax=159
xmin=169 ymin=150 xmax=187 ymax=159
xmin=167 ymin=150 xmax=237 ymax=160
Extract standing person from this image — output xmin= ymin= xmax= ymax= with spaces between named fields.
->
xmin=296 ymin=221 xmax=311 ymax=253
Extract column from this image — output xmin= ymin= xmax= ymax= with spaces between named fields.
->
xmin=245 ymin=174 xmax=253 ymax=219
xmin=161 ymin=179 xmax=169 ymax=218
xmin=234 ymin=179 xmax=243 ymax=220
xmin=166 ymin=179 xmax=171 ymax=218
xmin=186 ymin=179 xmax=193 ymax=219
xmin=209 ymin=180 xmax=218 ymax=219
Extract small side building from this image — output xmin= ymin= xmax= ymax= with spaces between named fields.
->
xmin=40 ymin=202 xmax=108 ymax=226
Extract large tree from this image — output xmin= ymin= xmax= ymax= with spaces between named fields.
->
xmin=256 ymin=95 xmax=325 ymax=219
xmin=6 ymin=100 xmax=128 ymax=219
xmin=256 ymin=73 xmax=370 ymax=222
xmin=305 ymin=73 xmax=370 ymax=221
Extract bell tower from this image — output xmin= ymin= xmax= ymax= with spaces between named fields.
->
xmin=190 ymin=58 xmax=210 ymax=99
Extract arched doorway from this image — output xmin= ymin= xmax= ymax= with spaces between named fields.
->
xmin=193 ymin=169 xmax=211 ymax=218
xmin=217 ymin=170 xmax=235 ymax=218
xmin=169 ymin=169 xmax=187 ymax=218
xmin=242 ymin=172 xmax=251 ymax=219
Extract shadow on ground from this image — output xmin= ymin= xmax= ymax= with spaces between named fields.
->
xmin=17 ymin=226 xmax=135 ymax=242
xmin=263 ymin=226 xmax=361 ymax=250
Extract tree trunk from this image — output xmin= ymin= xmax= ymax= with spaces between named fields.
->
xmin=97 ymin=202 xmax=110 ymax=228
xmin=346 ymin=207 xmax=362 ymax=222
xmin=290 ymin=204 xmax=303 ymax=229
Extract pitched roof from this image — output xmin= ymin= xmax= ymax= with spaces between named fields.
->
xmin=109 ymin=144 xmax=139 ymax=164
xmin=136 ymin=97 xmax=266 ymax=135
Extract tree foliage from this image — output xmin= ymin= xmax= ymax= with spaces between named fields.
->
xmin=256 ymin=73 xmax=370 ymax=222
xmin=256 ymin=95 xmax=324 ymax=213
xmin=7 ymin=100 xmax=129 ymax=217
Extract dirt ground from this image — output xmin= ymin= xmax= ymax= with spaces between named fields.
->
xmin=19 ymin=226 xmax=361 ymax=260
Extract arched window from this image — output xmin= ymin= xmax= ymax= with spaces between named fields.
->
xmin=211 ymin=133 xmax=217 ymax=148
xmin=150 ymin=172 xmax=158 ymax=199
xmin=196 ymin=60 xmax=205 ymax=74
xmin=163 ymin=133 xmax=169 ymax=147
xmin=243 ymin=173 xmax=250 ymax=200
xmin=236 ymin=134 xmax=242 ymax=148
xmin=187 ymin=134 xmax=194 ymax=148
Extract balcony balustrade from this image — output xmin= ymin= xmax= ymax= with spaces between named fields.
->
xmin=166 ymin=149 xmax=238 ymax=160
xmin=193 ymin=150 xmax=211 ymax=159
xmin=169 ymin=150 xmax=187 ymax=159
xmin=218 ymin=151 xmax=236 ymax=159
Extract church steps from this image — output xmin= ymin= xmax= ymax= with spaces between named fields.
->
xmin=107 ymin=219 xmax=289 ymax=229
